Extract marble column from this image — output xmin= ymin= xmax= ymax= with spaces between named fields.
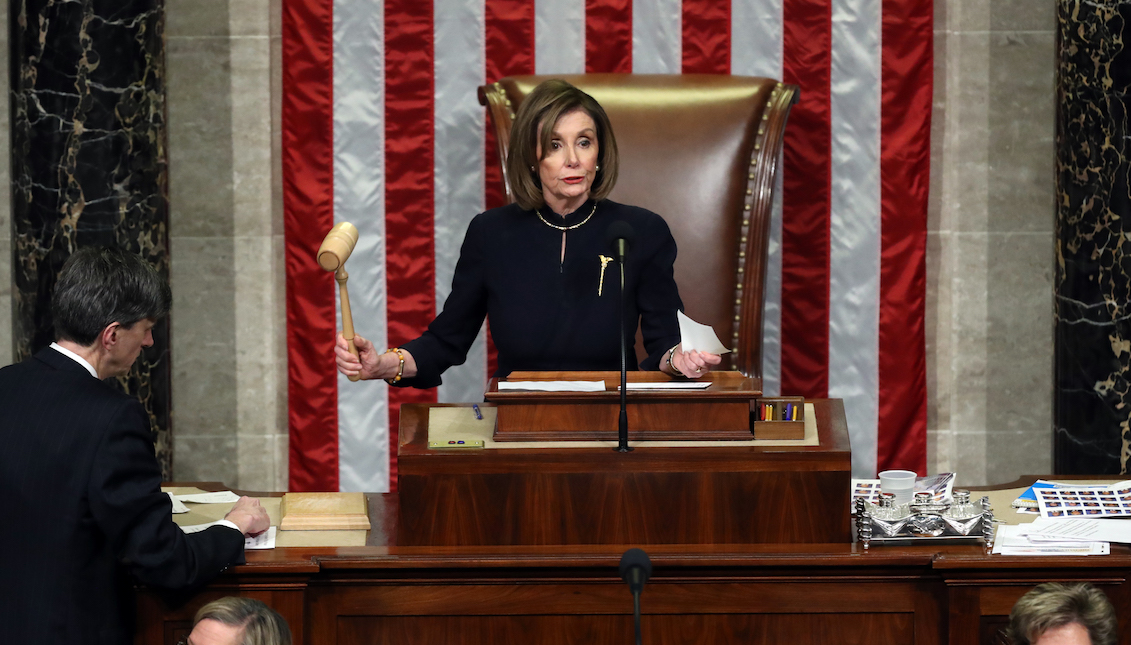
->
xmin=928 ymin=0 xmax=1056 ymax=485
xmin=1054 ymin=0 xmax=1131 ymax=474
xmin=9 ymin=0 xmax=173 ymax=475
xmin=165 ymin=0 xmax=288 ymax=491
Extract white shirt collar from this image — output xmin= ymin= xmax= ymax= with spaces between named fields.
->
xmin=50 ymin=342 xmax=99 ymax=378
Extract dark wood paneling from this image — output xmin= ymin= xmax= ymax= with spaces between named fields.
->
xmin=980 ymin=617 xmax=1010 ymax=645
xmin=310 ymin=577 xmax=929 ymax=645
xmin=488 ymin=371 xmax=760 ymax=441
xmin=397 ymin=400 xmax=853 ymax=546
xmin=336 ymin=614 xmax=914 ymax=645
xmin=338 ymin=616 xmax=630 ymax=645
xmin=307 ymin=579 xmax=929 ymax=616
xmin=398 ymin=469 xmax=851 ymax=545
xmin=397 ymin=402 xmax=853 ymax=474
xmin=494 ymin=399 xmax=753 ymax=440
xmin=134 ymin=531 xmax=1131 ymax=645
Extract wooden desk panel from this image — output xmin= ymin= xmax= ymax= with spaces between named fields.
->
xmin=397 ymin=400 xmax=853 ymax=546
xmin=134 ymin=520 xmax=1131 ymax=645
xmin=136 ymin=487 xmax=1131 ymax=645
xmin=304 ymin=562 xmax=939 ymax=645
xmin=328 ymin=609 xmax=917 ymax=645
xmin=486 ymin=371 xmax=761 ymax=441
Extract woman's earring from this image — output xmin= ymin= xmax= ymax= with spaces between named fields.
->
xmin=530 ymin=165 xmax=536 ymax=172
xmin=596 ymin=164 xmax=601 ymax=171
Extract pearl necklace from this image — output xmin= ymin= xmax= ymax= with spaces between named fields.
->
xmin=535 ymin=201 xmax=597 ymax=231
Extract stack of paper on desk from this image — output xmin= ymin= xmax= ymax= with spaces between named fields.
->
xmin=993 ymin=517 xmax=1131 ymax=556
xmin=993 ymin=524 xmax=1109 ymax=556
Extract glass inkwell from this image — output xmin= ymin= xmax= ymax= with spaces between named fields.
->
xmin=943 ymin=489 xmax=981 ymax=534
xmin=868 ymin=493 xmax=909 ymax=537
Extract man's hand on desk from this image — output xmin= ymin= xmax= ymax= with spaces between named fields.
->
xmin=223 ymin=497 xmax=270 ymax=537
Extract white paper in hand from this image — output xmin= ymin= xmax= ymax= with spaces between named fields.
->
xmin=677 ymin=311 xmax=731 ymax=355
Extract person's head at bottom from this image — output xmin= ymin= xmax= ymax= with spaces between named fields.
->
xmin=1007 ymin=582 xmax=1117 ymax=645
xmin=182 ymin=597 xmax=291 ymax=645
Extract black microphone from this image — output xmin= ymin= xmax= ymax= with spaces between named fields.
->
xmin=605 ymin=220 xmax=636 ymax=261
xmin=605 ymin=221 xmax=636 ymax=453
xmin=619 ymin=548 xmax=652 ymax=645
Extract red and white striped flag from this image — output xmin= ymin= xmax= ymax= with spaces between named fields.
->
xmin=283 ymin=0 xmax=931 ymax=492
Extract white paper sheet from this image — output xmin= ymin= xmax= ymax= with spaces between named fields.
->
xmin=175 ymin=491 xmax=242 ymax=504
xmin=179 ymin=522 xmax=277 ymax=550
xmin=243 ymin=526 xmax=277 ymax=550
xmin=993 ymin=524 xmax=1108 ymax=556
xmin=167 ymin=491 xmax=190 ymax=514
xmin=497 ymin=381 xmax=606 ymax=392
xmin=1026 ymin=518 xmax=1131 ymax=544
xmin=620 ymin=382 xmax=712 ymax=390
xmin=677 ymin=311 xmax=731 ymax=355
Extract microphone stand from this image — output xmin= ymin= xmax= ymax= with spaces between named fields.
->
xmin=619 ymin=548 xmax=651 ymax=645
xmin=615 ymin=244 xmax=631 ymax=453
xmin=631 ymin=568 xmax=643 ymax=645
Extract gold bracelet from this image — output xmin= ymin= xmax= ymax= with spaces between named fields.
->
xmin=383 ymin=348 xmax=405 ymax=384
xmin=666 ymin=344 xmax=683 ymax=376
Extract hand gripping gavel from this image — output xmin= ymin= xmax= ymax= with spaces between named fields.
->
xmin=317 ymin=222 xmax=361 ymax=382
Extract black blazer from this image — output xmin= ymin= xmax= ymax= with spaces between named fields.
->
xmin=400 ymin=199 xmax=684 ymax=387
xmin=0 ymin=348 xmax=246 ymax=645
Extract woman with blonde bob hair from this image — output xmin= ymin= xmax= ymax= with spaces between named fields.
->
xmin=337 ymin=79 xmax=720 ymax=386
xmin=183 ymin=597 xmax=291 ymax=645
xmin=1007 ymin=582 xmax=1117 ymax=645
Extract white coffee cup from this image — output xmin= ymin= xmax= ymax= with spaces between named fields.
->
xmin=878 ymin=469 xmax=917 ymax=506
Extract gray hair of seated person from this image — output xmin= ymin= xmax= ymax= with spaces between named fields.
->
xmin=51 ymin=246 xmax=171 ymax=346
xmin=193 ymin=597 xmax=292 ymax=645
xmin=1007 ymin=582 xmax=1117 ymax=645
xmin=505 ymin=78 xmax=620 ymax=211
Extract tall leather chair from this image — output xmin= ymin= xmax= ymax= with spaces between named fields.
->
xmin=479 ymin=74 xmax=798 ymax=378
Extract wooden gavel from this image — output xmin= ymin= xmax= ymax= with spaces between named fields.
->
xmin=317 ymin=223 xmax=361 ymax=382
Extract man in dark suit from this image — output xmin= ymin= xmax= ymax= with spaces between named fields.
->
xmin=0 ymin=247 xmax=270 ymax=645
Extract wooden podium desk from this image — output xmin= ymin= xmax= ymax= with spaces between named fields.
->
xmin=136 ymin=417 xmax=1131 ymax=645
xmin=136 ymin=483 xmax=1131 ymax=645
xmin=397 ymin=400 xmax=852 ymax=546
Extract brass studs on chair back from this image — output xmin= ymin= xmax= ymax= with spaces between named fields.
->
xmin=733 ymin=82 xmax=793 ymax=370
